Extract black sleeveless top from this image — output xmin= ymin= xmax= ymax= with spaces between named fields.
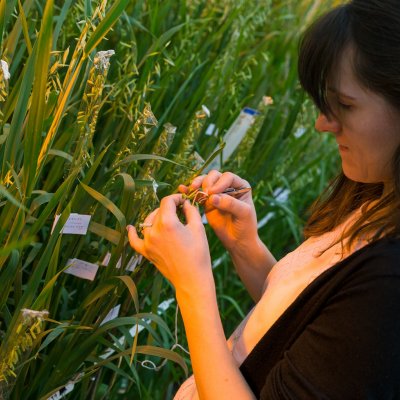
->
xmin=239 ymin=237 xmax=400 ymax=399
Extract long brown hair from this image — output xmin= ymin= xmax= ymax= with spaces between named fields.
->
xmin=298 ymin=0 xmax=400 ymax=248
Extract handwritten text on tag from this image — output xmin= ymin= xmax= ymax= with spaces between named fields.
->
xmin=65 ymin=259 xmax=99 ymax=281
xmin=52 ymin=213 xmax=91 ymax=235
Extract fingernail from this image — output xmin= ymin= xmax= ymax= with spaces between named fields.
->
xmin=126 ymin=225 xmax=132 ymax=232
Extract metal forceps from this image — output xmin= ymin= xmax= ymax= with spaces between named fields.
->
xmin=193 ymin=187 xmax=251 ymax=205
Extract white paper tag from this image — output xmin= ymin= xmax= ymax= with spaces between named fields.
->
xmin=101 ymin=252 xmax=112 ymax=266
xmin=205 ymin=108 xmax=258 ymax=172
xmin=126 ymin=254 xmax=142 ymax=272
xmin=47 ymin=383 xmax=75 ymax=400
xmin=101 ymin=252 xmax=122 ymax=268
xmin=205 ymin=123 xmax=218 ymax=136
xmin=65 ymin=259 xmax=99 ymax=281
xmin=157 ymin=298 xmax=175 ymax=314
xmin=102 ymin=252 xmax=140 ymax=270
xmin=52 ymin=213 xmax=91 ymax=235
xmin=100 ymin=304 xmax=121 ymax=326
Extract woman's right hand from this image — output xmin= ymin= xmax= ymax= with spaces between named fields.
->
xmin=179 ymin=170 xmax=259 ymax=253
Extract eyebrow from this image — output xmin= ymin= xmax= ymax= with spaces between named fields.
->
xmin=327 ymin=87 xmax=357 ymax=100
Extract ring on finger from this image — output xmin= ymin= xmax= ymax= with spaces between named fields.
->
xmin=139 ymin=222 xmax=153 ymax=230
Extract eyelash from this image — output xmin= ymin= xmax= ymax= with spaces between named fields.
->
xmin=337 ymin=101 xmax=352 ymax=110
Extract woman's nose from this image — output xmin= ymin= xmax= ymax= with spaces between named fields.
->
xmin=315 ymin=113 xmax=341 ymax=133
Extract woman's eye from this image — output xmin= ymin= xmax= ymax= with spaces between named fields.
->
xmin=338 ymin=101 xmax=352 ymax=110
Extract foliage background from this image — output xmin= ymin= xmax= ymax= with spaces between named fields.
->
xmin=0 ymin=0 xmax=341 ymax=398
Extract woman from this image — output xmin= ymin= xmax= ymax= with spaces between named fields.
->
xmin=127 ymin=0 xmax=400 ymax=398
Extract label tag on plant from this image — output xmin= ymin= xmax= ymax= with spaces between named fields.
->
xmin=64 ymin=259 xmax=99 ymax=281
xmin=205 ymin=108 xmax=260 ymax=171
xmin=47 ymin=382 xmax=75 ymax=400
xmin=52 ymin=213 xmax=91 ymax=235
xmin=101 ymin=252 xmax=122 ymax=268
xmin=126 ymin=254 xmax=142 ymax=272
xmin=100 ymin=304 xmax=121 ymax=326
xmin=101 ymin=252 xmax=141 ymax=272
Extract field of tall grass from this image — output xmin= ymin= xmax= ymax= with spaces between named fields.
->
xmin=0 ymin=0 xmax=341 ymax=398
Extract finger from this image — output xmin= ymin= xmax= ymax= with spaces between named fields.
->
xmin=127 ymin=225 xmax=147 ymax=257
xmin=207 ymin=172 xmax=250 ymax=195
xmin=143 ymin=208 xmax=159 ymax=224
xmin=178 ymin=184 xmax=189 ymax=194
xmin=208 ymin=193 xmax=250 ymax=218
xmin=202 ymin=170 xmax=222 ymax=191
xmin=182 ymin=200 xmax=203 ymax=226
xmin=139 ymin=208 xmax=159 ymax=232
xmin=188 ymin=175 xmax=206 ymax=191
xmin=159 ymin=194 xmax=185 ymax=223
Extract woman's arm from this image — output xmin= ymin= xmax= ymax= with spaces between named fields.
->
xmin=229 ymin=236 xmax=276 ymax=302
xmin=127 ymin=195 xmax=256 ymax=399
xmin=177 ymin=280 xmax=256 ymax=400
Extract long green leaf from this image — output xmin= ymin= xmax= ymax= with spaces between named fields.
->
xmin=2 ymin=42 xmax=35 ymax=174
xmin=137 ymin=23 xmax=186 ymax=69
xmin=24 ymin=0 xmax=53 ymax=195
xmin=80 ymin=182 xmax=126 ymax=229
xmin=0 ymin=0 xmax=7 ymax=51
xmin=136 ymin=345 xmax=188 ymax=375
xmin=0 ymin=236 xmax=34 ymax=258
xmin=17 ymin=0 xmax=32 ymax=54
xmin=0 ymin=249 xmax=19 ymax=313
xmin=0 ymin=184 xmax=27 ymax=211
xmin=84 ymin=0 xmax=130 ymax=55
xmin=47 ymin=149 xmax=73 ymax=163
xmin=29 ymin=174 xmax=74 ymax=236
xmin=52 ymin=0 xmax=74 ymax=50
xmin=88 ymin=221 xmax=121 ymax=245
xmin=115 ymin=275 xmax=139 ymax=313
xmin=116 ymin=154 xmax=189 ymax=168
xmin=81 ymin=283 xmax=116 ymax=308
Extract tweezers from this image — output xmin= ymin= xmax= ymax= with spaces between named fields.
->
xmin=221 ymin=187 xmax=251 ymax=197
xmin=194 ymin=187 xmax=251 ymax=204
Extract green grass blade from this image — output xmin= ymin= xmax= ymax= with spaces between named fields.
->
xmin=0 ymin=250 xmax=19 ymax=313
xmin=137 ymin=23 xmax=186 ymax=69
xmin=0 ymin=184 xmax=27 ymax=211
xmin=136 ymin=345 xmax=188 ymax=375
xmin=29 ymin=174 xmax=74 ymax=236
xmin=23 ymin=0 xmax=53 ymax=195
xmin=17 ymin=0 xmax=32 ymax=54
xmin=116 ymin=154 xmax=189 ymax=168
xmin=0 ymin=0 xmax=6 ymax=51
xmin=88 ymin=221 xmax=121 ymax=245
xmin=81 ymin=284 xmax=116 ymax=308
xmin=84 ymin=0 xmax=130 ymax=55
xmin=47 ymin=149 xmax=73 ymax=163
xmin=0 ymin=236 xmax=34 ymax=258
xmin=2 ymin=47 xmax=35 ymax=174
xmin=115 ymin=275 xmax=139 ymax=313
xmin=80 ymin=182 xmax=126 ymax=229
xmin=52 ymin=0 xmax=74 ymax=50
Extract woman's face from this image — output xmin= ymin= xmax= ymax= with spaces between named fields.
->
xmin=315 ymin=47 xmax=400 ymax=188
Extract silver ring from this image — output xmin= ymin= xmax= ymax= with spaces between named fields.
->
xmin=139 ymin=222 xmax=152 ymax=229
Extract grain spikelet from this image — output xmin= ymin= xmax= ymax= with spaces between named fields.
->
xmin=0 ymin=309 xmax=49 ymax=396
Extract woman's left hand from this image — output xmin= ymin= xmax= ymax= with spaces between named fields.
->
xmin=127 ymin=194 xmax=213 ymax=294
